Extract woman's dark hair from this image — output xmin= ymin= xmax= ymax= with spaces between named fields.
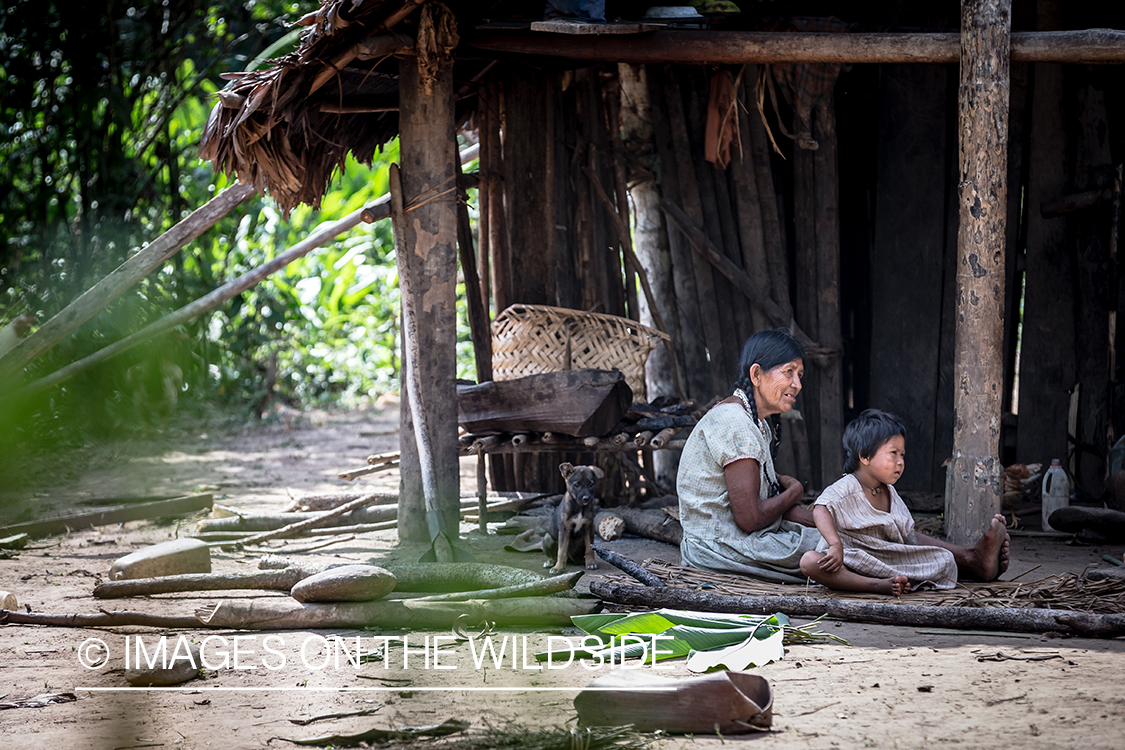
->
xmin=733 ymin=329 xmax=804 ymax=458
xmin=842 ymin=409 xmax=907 ymax=473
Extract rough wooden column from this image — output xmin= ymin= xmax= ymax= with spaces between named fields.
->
xmin=395 ymin=58 xmax=461 ymax=544
xmin=813 ymin=98 xmax=844 ymax=485
xmin=946 ymin=0 xmax=1010 ymax=545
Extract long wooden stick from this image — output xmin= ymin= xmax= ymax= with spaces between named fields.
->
xmin=2 ymin=609 xmax=201 ymax=629
xmin=17 ymin=146 xmax=480 ymax=397
xmin=0 ymin=182 xmax=257 ymax=383
xmin=93 ymin=565 xmax=322 ymax=598
xmin=221 ymin=492 xmax=380 ymax=549
xmin=589 ymin=580 xmax=1125 ymax=638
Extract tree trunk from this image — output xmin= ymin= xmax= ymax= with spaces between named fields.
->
xmin=947 ymin=0 xmax=1010 ymax=546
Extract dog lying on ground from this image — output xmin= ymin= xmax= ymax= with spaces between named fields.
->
xmin=544 ymin=462 xmax=604 ymax=575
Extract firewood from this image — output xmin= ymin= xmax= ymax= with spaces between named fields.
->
xmin=614 ymin=506 xmax=683 ymax=546
xmin=595 ymin=511 xmax=625 ymax=541
xmin=633 ymin=430 xmax=654 ymax=447
xmin=649 ymin=427 xmax=678 ymax=449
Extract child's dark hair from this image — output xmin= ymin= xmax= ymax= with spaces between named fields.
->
xmin=842 ymin=409 xmax=907 ymax=473
xmin=733 ymin=329 xmax=805 ymax=458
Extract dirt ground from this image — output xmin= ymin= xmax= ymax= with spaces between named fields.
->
xmin=1 ymin=406 xmax=1124 ymax=750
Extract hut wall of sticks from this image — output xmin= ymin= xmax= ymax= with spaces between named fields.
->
xmin=199 ymin=0 xmax=1125 ymax=545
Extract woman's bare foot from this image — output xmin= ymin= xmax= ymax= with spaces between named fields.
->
xmin=966 ymin=515 xmax=1010 ymax=581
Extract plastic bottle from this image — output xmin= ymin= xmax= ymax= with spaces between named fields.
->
xmin=1041 ymin=459 xmax=1069 ymax=532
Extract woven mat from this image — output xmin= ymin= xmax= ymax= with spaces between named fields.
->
xmin=612 ymin=559 xmax=1125 ymax=615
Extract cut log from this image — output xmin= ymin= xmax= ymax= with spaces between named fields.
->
xmin=595 ymin=511 xmax=625 ymax=541
xmin=649 ymin=427 xmax=679 ymax=449
xmin=457 ymin=369 xmax=632 ymax=437
xmin=1048 ymin=506 xmax=1125 ymax=540
xmin=588 ymin=581 xmax=1125 ymax=638
xmin=219 ymin=492 xmax=383 ymax=548
xmin=614 ymin=506 xmax=683 ymax=546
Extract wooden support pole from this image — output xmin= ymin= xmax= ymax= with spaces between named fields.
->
xmin=394 ymin=56 xmax=462 ymax=548
xmin=471 ymin=29 xmax=1125 ymax=65
xmin=455 ymin=156 xmax=493 ymax=385
xmin=813 ymin=98 xmax=844 ymax=485
xmin=947 ymin=0 xmax=1010 ymax=546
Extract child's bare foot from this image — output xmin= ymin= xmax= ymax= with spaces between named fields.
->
xmin=966 ymin=515 xmax=1010 ymax=581
xmin=876 ymin=575 xmax=910 ymax=597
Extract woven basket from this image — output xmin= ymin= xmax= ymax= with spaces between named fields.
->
xmin=491 ymin=304 xmax=669 ymax=399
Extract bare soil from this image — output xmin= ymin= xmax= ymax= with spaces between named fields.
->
xmin=1 ymin=406 xmax=1123 ymax=749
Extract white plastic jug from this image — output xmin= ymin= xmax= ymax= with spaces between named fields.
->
xmin=1041 ymin=459 xmax=1069 ymax=532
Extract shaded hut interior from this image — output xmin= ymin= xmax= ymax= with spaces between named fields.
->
xmin=200 ymin=1 xmax=1125 ymax=520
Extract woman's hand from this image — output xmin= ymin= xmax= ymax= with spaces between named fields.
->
xmin=818 ymin=543 xmax=844 ymax=573
xmin=776 ymin=474 xmax=804 ymax=499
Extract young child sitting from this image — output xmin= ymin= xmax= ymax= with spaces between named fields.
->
xmin=799 ymin=409 xmax=957 ymax=596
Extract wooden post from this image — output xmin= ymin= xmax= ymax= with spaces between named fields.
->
xmin=394 ymin=57 xmax=462 ymax=545
xmin=813 ymin=98 xmax=844 ymax=485
xmin=947 ymin=0 xmax=1010 ymax=546
xmin=618 ymin=63 xmax=682 ymax=401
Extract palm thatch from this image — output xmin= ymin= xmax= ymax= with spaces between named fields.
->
xmin=198 ymin=0 xmax=481 ymax=213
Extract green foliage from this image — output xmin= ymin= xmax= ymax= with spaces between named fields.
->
xmin=0 ymin=1 xmax=482 ymax=467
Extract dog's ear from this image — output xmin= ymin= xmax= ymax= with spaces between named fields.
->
xmin=559 ymin=462 xmax=575 ymax=478
xmin=590 ymin=466 xmax=605 ymax=480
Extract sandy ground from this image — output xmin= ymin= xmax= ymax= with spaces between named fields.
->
xmin=1 ymin=406 xmax=1124 ymax=750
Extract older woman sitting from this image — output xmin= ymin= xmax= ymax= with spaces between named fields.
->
xmin=677 ymin=329 xmax=1010 ymax=584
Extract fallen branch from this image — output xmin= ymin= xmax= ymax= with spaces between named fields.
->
xmin=221 ymin=492 xmax=381 ymax=548
xmin=2 ymin=608 xmax=201 ymax=629
xmin=592 ymin=544 xmax=666 ymax=588
xmin=588 ymin=580 xmax=1125 ymax=638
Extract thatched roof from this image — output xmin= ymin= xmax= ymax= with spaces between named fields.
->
xmin=199 ymin=0 xmax=479 ymax=213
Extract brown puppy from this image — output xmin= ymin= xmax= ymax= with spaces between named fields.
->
xmin=545 ymin=463 xmax=604 ymax=575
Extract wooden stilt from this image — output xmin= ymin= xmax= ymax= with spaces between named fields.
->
xmin=394 ymin=57 xmax=462 ymax=549
xmin=813 ymin=98 xmax=844 ymax=484
xmin=947 ymin=0 xmax=1010 ymax=546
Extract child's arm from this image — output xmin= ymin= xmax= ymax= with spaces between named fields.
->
xmin=812 ymin=505 xmax=844 ymax=573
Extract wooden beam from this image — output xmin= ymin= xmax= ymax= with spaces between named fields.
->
xmin=946 ymin=0 xmax=1010 ymax=546
xmin=470 ymin=29 xmax=1125 ymax=65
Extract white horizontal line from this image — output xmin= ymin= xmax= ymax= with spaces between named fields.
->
xmin=76 ymin=686 xmax=675 ymax=692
